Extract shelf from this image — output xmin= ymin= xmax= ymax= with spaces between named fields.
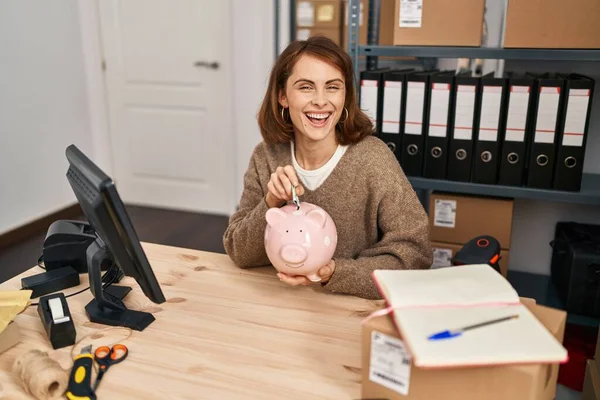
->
xmin=358 ymin=45 xmax=600 ymax=61
xmin=507 ymin=270 xmax=599 ymax=327
xmin=408 ymin=173 xmax=600 ymax=206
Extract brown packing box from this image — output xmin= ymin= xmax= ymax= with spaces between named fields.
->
xmin=429 ymin=192 xmax=514 ymax=249
xmin=0 ymin=321 xmax=21 ymax=355
xmin=504 ymin=0 xmax=600 ymax=49
xmin=431 ymin=241 xmax=510 ymax=278
xmin=583 ymin=359 xmax=600 ymax=400
xmin=296 ymin=0 xmax=342 ymax=28
xmin=362 ymin=298 xmax=567 ymax=400
xmin=376 ymin=0 xmax=484 ymax=46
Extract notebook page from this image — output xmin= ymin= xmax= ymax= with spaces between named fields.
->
xmin=391 ymin=303 xmax=568 ymax=368
xmin=373 ymin=264 xmax=520 ymax=308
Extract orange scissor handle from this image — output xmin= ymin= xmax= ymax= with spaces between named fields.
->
xmin=94 ymin=344 xmax=128 ymax=365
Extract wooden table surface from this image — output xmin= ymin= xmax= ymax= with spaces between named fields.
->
xmin=0 ymin=242 xmax=383 ymax=400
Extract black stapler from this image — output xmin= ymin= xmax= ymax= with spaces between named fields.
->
xmin=37 ymin=293 xmax=76 ymax=349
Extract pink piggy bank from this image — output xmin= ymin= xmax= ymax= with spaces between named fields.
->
xmin=264 ymin=202 xmax=337 ymax=282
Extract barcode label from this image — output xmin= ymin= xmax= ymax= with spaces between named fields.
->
xmin=432 ymin=247 xmax=453 ymax=268
xmin=369 ymin=331 xmax=411 ymax=395
xmin=434 ymin=199 xmax=456 ymax=228
xmin=399 ymin=0 xmax=422 ymax=28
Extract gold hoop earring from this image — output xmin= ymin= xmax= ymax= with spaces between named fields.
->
xmin=339 ymin=107 xmax=348 ymax=123
xmin=280 ymin=107 xmax=288 ymax=122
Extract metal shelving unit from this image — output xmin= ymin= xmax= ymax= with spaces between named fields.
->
xmin=346 ymin=0 xmax=600 ymax=207
xmin=347 ymin=0 xmax=600 ymax=324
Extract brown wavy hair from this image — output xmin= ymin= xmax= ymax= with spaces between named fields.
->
xmin=257 ymin=35 xmax=374 ymax=145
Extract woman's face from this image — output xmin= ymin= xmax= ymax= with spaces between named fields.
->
xmin=279 ymin=55 xmax=346 ymax=144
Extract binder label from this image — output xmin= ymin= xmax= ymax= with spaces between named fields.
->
xmin=505 ymin=86 xmax=530 ymax=142
xmin=432 ymin=247 xmax=453 ymax=268
xmin=428 ymin=83 xmax=450 ymax=137
xmin=453 ymin=85 xmax=476 ymax=140
xmin=369 ymin=331 xmax=411 ymax=395
xmin=405 ymin=82 xmax=425 ymax=135
xmin=434 ymin=199 xmax=456 ymax=228
xmin=383 ymin=81 xmax=402 ymax=134
xmin=360 ymin=80 xmax=379 ymax=128
xmin=399 ymin=0 xmax=422 ymax=28
xmin=562 ymin=89 xmax=590 ymax=147
xmin=534 ymin=87 xmax=560 ymax=144
xmin=479 ymin=86 xmax=503 ymax=141
xmin=296 ymin=2 xmax=314 ymax=27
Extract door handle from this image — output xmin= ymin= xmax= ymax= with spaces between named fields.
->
xmin=194 ymin=61 xmax=219 ymax=69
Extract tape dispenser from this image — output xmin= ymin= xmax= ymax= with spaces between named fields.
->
xmin=37 ymin=292 xmax=76 ymax=349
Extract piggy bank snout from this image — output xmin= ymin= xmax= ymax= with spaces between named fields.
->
xmin=280 ymin=244 xmax=307 ymax=264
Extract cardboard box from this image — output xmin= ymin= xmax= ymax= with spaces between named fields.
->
xmin=583 ymin=359 xmax=600 ymax=400
xmin=504 ymin=0 xmax=600 ymax=49
xmin=431 ymin=241 xmax=510 ymax=277
xmin=429 ymin=192 xmax=514 ymax=249
xmin=296 ymin=0 xmax=342 ymax=28
xmin=376 ymin=0 xmax=484 ymax=46
xmin=362 ymin=298 xmax=567 ymax=400
xmin=296 ymin=27 xmax=342 ymax=46
xmin=0 ymin=321 xmax=21 ymax=355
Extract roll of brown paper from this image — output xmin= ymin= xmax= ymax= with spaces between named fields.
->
xmin=12 ymin=349 xmax=68 ymax=400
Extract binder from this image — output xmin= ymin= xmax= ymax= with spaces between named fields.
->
xmin=447 ymin=71 xmax=480 ymax=182
xmin=401 ymin=70 xmax=435 ymax=177
xmin=498 ymin=73 xmax=536 ymax=187
xmin=553 ymin=73 xmax=595 ymax=192
xmin=526 ymin=73 xmax=566 ymax=189
xmin=380 ymin=69 xmax=415 ymax=162
xmin=471 ymin=72 xmax=508 ymax=184
xmin=359 ymin=68 xmax=389 ymax=136
xmin=423 ymin=71 xmax=454 ymax=179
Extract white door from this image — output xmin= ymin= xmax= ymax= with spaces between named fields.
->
xmin=98 ymin=0 xmax=235 ymax=216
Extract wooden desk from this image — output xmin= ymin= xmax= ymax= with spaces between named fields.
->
xmin=0 ymin=243 xmax=383 ymax=399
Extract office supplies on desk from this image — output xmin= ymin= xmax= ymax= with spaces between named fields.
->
xmin=372 ymin=265 xmax=568 ymax=368
xmin=92 ymin=344 xmax=129 ymax=392
xmin=553 ymin=73 xmax=595 ymax=192
xmin=447 ymin=71 xmax=480 ymax=182
xmin=428 ymin=314 xmax=519 ymax=340
xmin=423 ymin=71 xmax=454 ymax=179
xmin=471 ymin=72 xmax=508 ymax=184
xmin=13 ymin=349 xmax=69 ymax=400
xmin=22 ymin=266 xmax=80 ymax=298
xmin=37 ymin=293 xmax=76 ymax=349
xmin=498 ymin=73 xmax=536 ymax=186
xmin=526 ymin=73 xmax=566 ymax=189
xmin=67 ymin=345 xmax=96 ymax=400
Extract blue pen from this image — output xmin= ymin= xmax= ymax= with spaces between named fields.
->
xmin=428 ymin=314 xmax=519 ymax=341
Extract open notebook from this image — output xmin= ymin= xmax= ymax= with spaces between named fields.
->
xmin=372 ymin=264 xmax=568 ymax=368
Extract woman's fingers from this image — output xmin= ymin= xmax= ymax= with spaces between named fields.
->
xmin=271 ymin=170 xmax=289 ymax=200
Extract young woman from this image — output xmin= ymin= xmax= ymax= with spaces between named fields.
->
xmin=223 ymin=36 xmax=431 ymax=300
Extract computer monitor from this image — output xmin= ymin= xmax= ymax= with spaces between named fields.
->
xmin=65 ymin=144 xmax=165 ymax=331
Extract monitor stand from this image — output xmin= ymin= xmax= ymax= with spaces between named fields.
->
xmin=85 ymin=239 xmax=156 ymax=331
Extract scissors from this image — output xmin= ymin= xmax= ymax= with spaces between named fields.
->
xmin=291 ymin=184 xmax=300 ymax=210
xmin=92 ymin=344 xmax=129 ymax=392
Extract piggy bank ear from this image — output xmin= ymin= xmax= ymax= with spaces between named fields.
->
xmin=306 ymin=208 xmax=327 ymax=228
xmin=266 ymin=208 xmax=287 ymax=227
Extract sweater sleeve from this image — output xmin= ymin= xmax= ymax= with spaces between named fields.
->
xmin=222 ymin=145 xmax=272 ymax=268
xmin=322 ymin=150 xmax=433 ymax=300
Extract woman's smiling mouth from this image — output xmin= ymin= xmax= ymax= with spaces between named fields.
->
xmin=304 ymin=112 xmax=331 ymax=128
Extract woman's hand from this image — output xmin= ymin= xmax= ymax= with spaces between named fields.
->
xmin=266 ymin=165 xmax=305 ymax=208
xmin=277 ymin=259 xmax=335 ymax=286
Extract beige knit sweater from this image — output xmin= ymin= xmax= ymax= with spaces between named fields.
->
xmin=223 ymin=135 xmax=432 ymax=299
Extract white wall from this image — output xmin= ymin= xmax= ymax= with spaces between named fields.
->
xmin=232 ymin=1 xmax=278 ymax=202
xmin=0 ymin=1 xmax=93 ymax=235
